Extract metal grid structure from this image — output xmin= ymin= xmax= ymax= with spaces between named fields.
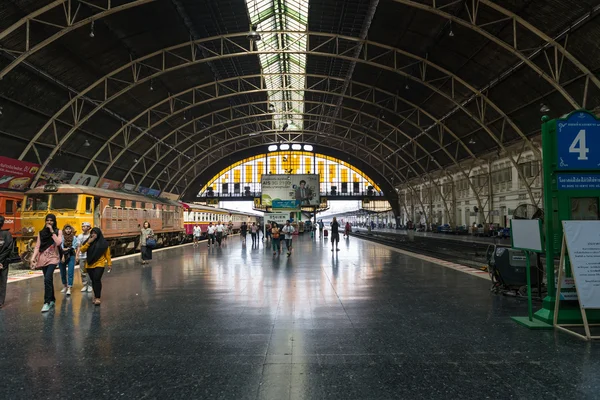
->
xmin=0 ymin=0 xmax=599 ymax=209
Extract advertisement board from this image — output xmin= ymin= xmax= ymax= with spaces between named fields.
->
xmin=70 ymin=173 xmax=99 ymax=187
xmin=0 ymin=156 xmax=40 ymax=190
xmin=265 ymin=211 xmax=290 ymax=226
xmin=160 ymin=192 xmax=180 ymax=201
xmin=97 ymin=178 xmax=123 ymax=190
xmin=36 ymin=168 xmax=75 ymax=187
xmin=261 ymin=174 xmax=319 ymax=208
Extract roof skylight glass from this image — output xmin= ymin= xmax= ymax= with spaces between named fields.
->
xmin=246 ymin=0 xmax=309 ymax=130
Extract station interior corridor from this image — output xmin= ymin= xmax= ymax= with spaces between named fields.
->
xmin=0 ymin=235 xmax=598 ymax=399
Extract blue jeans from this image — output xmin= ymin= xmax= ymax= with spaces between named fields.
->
xmin=59 ymin=256 xmax=75 ymax=287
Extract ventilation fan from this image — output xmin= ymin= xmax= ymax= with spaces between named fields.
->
xmin=512 ymin=204 xmax=544 ymax=221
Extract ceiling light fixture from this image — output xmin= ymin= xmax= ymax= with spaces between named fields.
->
xmin=468 ymin=138 xmax=476 ymax=145
xmin=83 ymin=140 xmax=91 ymax=147
xmin=89 ymin=21 xmax=95 ymax=38
xmin=268 ymin=104 xmax=275 ymax=113
xmin=150 ymin=79 xmax=154 ymax=91
xmin=247 ymin=24 xmax=261 ymax=42
xmin=540 ymin=103 xmax=550 ymax=113
xmin=448 ymin=23 xmax=455 ymax=37
xmin=282 ymin=123 xmax=289 ymax=132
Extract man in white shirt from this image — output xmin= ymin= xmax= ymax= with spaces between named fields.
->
xmin=193 ymin=225 xmax=201 ymax=247
xmin=75 ymin=222 xmax=93 ymax=292
xmin=281 ymin=220 xmax=295 ymax=256
xmin=215 ymin=222 xmax=225 ymax=247
xmin=207 ymin=222 xmax=216 ymax=248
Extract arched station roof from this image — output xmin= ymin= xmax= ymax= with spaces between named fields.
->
xmin=0 ymin=0 xmax=599 ymax=201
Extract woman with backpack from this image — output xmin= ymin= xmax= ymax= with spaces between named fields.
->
xmin=271 ymin=222 xmax=281 ymax=255
xmin=140 ymin=221 xmax=155 ymax=264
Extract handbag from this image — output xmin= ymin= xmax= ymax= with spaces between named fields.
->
xmin=146 ymin=237 xmax=157 ymax=248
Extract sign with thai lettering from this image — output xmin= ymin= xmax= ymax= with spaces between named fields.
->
xmin=557 ymin=111 xmax=600 ymax=171
xmin=0 ymin=156 xmax=40 ymax=190
xmin=562 ymin=220 xmax=600 ymax=308
xmin=557 ymin=174 xmax=600 ymax=190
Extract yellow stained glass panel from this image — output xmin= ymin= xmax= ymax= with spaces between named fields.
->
xmin=245 ymin=165 xmax=253 ymax=183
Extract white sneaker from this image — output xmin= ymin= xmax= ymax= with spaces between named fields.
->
xmin=81 ymin=286 xmax=88 ymax=292
xmin=41 ymin=303 xmax=50 ymax=313
xmin=66 ymin=287 xmax=71 ymax=295
xmin=60 ymin=287 xmax=67 ymax=293
xmin=87 ymin=286 xmax=93 ymax=293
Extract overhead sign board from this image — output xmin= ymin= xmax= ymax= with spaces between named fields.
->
xmin=562 ymin=220 xmax=600 ymax=309
xmin=557 ymin=111 xmax=600 ymax=171
xmin=557 ymin=174 xmax=600 ymax=190
xmin=0 ymin=156 xmax=40 ymax=190
xmin=261 ymin=174 xmax=319 ymax=208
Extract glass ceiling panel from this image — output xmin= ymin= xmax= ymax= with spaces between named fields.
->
xmin=246 ymin=0 xmax=309 ymax=130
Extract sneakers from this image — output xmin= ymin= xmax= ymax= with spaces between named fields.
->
xmin=41 ymin=301 xmax=55 ymax=313
xmin=60 ymin=287 xmax=67 ymax=293
xmin=81 ymin=286 xmax=88 ymax=292
xmin=66 ymin=287 xmax=71 ymax=296
xmin=87 ymin=286 xmax=93 ymax=293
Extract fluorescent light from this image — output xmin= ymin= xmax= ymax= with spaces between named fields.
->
xmin=268 ymin=145 xmax=278 ymax=151
xmin=280 ymin=144 xmax=290 ymax=150
xmin=292 ymin=144 xmax=302 ymax=150
xmin=303 ymin=145 xmax=313 ymax=151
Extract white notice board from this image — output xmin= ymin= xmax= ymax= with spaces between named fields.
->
xmin=510 ymin=219 xmax=543 ymax=253
xmin=563 ymin=221 xmax=600 ymax=309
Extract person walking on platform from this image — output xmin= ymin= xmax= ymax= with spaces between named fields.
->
xmin=282 ymin=220 xmax=295 ymax=256
xmin=318 ymin=219 xmax=324 ymax=238
xmin=250 ymin=222 xmax=258 ymax=246
xmin=207 ymin=222 xmax=216 ymax=248
xmin=76 ymin=222 xmax=93 ymax=293
xmin=193 ymin=224 xmax=201 ymax=247
xmin=0 ymin=216 xmax=14 ymax=308
xmin=330 ymin=217 xmax=340 ymax=252
xmin=140 ymin=221 xmax=154 ymax=265
xmin=344 ymin=221 xmax=351 ymax=238
xmin=58 ymin=224 xmax=78 ymax=296
xmin=240 ymin=222 xmax=248 ymax=245
xmin=215 ymin=222 xmax=224 ymax=247
xmin=30 ymin=214 xmax=63 ymax=313
xmin=79 ymin=227 xmax=111 ymax=306
xmin=265 ymin=222 xmax=272 ymax=243
xmin=271 ymin=223 xmax=281 ymax=255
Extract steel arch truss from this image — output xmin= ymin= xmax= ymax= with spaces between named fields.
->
xmin=392 ymin=0 xmax=600 ymax=109
xmin=0 ymin=0 xmax=155 ymax=80
xmin=22 ymin=31 xmax=539 ymax=203
xmin=78 ymin=74 xmax=483 ymax=221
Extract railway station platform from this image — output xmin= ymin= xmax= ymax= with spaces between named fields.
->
xmin=353 ymin=227 xmax=511 ymax=246
xmin=1 ymin=235 xmax=597 ymax=399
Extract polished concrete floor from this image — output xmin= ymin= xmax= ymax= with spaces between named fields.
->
xmin=0 ymin=235 xmax=597 ymax=399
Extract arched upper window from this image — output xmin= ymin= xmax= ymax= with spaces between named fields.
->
xmin=199 ymin=151 xmax=382 ymax=197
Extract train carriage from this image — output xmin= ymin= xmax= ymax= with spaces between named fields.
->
xmin=19 ymin=184 xmax=184 ymax=261
xmin=182 ymin=203 xmax=261 ymax=237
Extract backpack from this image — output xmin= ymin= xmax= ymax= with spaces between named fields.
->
xmin=272 ymin=228 xmax=280 ymax=239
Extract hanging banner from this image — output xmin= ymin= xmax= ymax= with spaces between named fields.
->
xmin=160 ymin=192 xmax=179 ymax=201
xmin=138 ymin=186 xmax=161 ymax=197
xmin=562 ymin=220 xmax=600 ymax=308
xmin=122 ymin=183 xmax=136 ymax=191
xmin=70 ymin=173 xmax=99 ymax=187
xmin=261 ymin=174 xmax=319 ymax=208
xmin=265 ymin=211 xmax=290 ymax=226
xmin=97 ymin=178 xmax=123 ymax=190
xmin=36 ymin=168 xmax=75 ymax=187
xmin=0 ymin=156 xmax=40 ymax=190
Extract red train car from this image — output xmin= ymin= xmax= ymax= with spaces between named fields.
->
xmin=0 ymin=190 xmax=23 ymax=239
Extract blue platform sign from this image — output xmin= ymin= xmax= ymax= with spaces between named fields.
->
xmin=557 ymin=174 xmax=600 ymax=190
xmin=272 ymin=199 xmax=298 ymax=209
xmin=557 ymin=111 xmax=600 ymax=170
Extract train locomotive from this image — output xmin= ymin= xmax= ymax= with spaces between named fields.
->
xmin=9 ymin=183 xmax=261 ymax=264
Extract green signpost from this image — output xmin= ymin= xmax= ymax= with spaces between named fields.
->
xmin=537 ymin=110 xmax=600 ymax=324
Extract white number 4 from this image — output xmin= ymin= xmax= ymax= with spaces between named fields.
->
xmin=569 ymin=129 xmax=589 ymax=160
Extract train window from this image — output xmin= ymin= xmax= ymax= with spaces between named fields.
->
xmin=5 ymin=200 xmax=14 ymax=215
xmin=85 ymin=198 xmax=93 ymax=214
xmin=51 ymin=194 xmax=79 ymax=211
xmin=109 ymin=199 xmax=115 ymax=207
xmin=25 ymin=195 xmax=49 ymax=211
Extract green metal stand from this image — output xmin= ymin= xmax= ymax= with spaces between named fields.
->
xmin=511 ymin=250 xmax=553 ymax=330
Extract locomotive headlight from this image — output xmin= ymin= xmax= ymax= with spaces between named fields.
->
xmin=23 ymin=227 xmax=35 ymax=235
